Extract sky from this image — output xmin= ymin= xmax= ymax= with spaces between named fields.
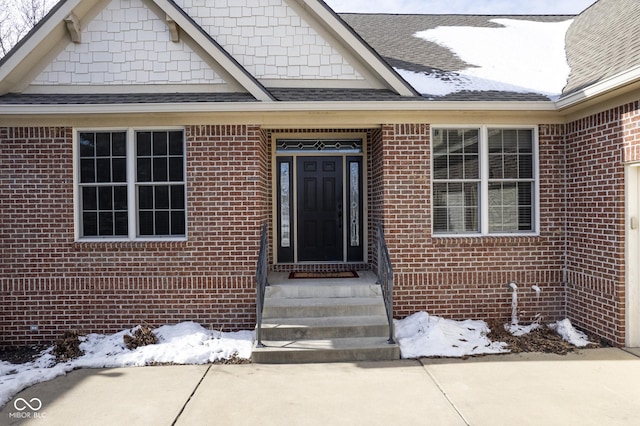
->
xmin=324 ymin=0 xmax=598 ymax=15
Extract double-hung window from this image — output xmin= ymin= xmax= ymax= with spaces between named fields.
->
xmin=432 ymin=127 xmax=537 ymax=236
xmin=76 ymin=129 xmax=186 ymax=240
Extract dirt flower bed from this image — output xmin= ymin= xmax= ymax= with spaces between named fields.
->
xmin=487 ymin=320 xmax=603 ymax=355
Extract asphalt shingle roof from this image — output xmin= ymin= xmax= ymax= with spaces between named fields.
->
xmin=339 ymin=14 xmax=572 ymax=75
xmin=563 ymin=0 xmax=640 ymax=95
xmin=0 ymin=92 xmax=258 ymax=104
xmin=2 ymin=1 xmax=639 ymax=105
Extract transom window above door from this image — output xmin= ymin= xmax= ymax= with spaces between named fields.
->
xmin=276 ymin=139 xmax=362 ymax=153
xmin=432 ymin=127 xmax=538 ymax=236
xmin=75 ymin=128 xmax=186 ymax=241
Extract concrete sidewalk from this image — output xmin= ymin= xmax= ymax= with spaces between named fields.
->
xmin=3 ymin=348 xmax=640 ymax=425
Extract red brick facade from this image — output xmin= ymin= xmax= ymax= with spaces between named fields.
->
xmin=1 ymin=106 xmax=638 ymax=346
xmin=565 ymin=101 xmax=640 ymax=345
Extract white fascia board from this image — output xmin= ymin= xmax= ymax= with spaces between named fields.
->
xmin=556 ymin=65 xmax=640 ymax=110
xmin=0 ymin=101 xmax=557 ymax=115
xmin=151 ymin=0 xmax=274 ymax=102
xmin=296 ymin=0 xmax=417 ymax=97
xmin=0 ymin=0 xmax=84 ymax=84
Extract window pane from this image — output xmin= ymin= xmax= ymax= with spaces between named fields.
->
xmin=502 ymin=130 xmax=518 ymax=153
xmin=83 ymin=212 xmax=97 ymax=236
xmin=518 ymin=130 xmax=533 ymax=153
xmin=80 ymin=159 xmax=95 ymax=183
xmin=432 ymin=129 xmax=446 ymax=154
xmin=448 ymin=130 xmax=462 ymax=154
xmin=139 ymin=211 xmax=153 ymax=235
xmin=112 ymin=158 xmax=127 ymax=182
xmin=448 ymin=155 xmax=464 ymax=179
xmin=96 ymin=158 xmax=111 ymax=182
xmin=464 ymin=155 xmax=478 ymax=179
xmin=503 ymin=154 xmax=518 ymax=179
xmin=112 ymin=132 xmax=126 ymax=156
xmin=169 ymin=157 xmax=183 ymax=182
xmin=98 ymin=212 xmax=114 ymax=236
xmin=98 ymin=186 xmax=113 ymax=210
xmin=82 ymin=186 xmax=97 ymax=210
xmin=488 ymin=129 xmax=502 ymax=153
xmin=433 ymin=156 xmax=448 ymax=179
xmin=169 ymin=131 xmax=183 ymax=155
xmin=432 ymin=181 xmax=478 ymax=233
xmin=113 ymin=186 xmax=128 ymax=210
xmin=171 ymin=211 xmax=185 ymax=235
xmin=519 ymin=154 xmax=533 ymax=179
xmin=153 ymin=158 xmax=168 ymax=181
xmin=79 ymin=133 xmax=95 ymax=157
xmin=138 ymin=186 xmax=153 ymax=209
xmin=137 ymin=132 xmax=151 ymax=156
xmin=170 ymin=185 xmax=185 ymax=209
xmin=153 ymin=132 xmax=167 ymax=155
xmin=488 ymin=182 xmax=533 ymax=232
xmin=96 ymin=133 xmax=111 ymax=156
xmin=155 ymin=186 xmax=169 ymax=209
xmin=137 ymin=158 xmax=151 ymax=182
xmin=115 ymin=212 xmax=128 ymax=235
xmin=155 ymin=211 xmax=170 ymax=235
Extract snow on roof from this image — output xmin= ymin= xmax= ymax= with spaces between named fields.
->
xmin=397 ymin=18 xmax=573 ymax=100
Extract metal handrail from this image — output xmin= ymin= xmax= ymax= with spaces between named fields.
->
xmin=255 ymin=223 xmax=269 ymax=348
xmin=376 ymin=222 xmax=395 ymax=344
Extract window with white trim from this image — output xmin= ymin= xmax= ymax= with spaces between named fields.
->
xmin=432 ymin=127 xmax=537 ymax=235
xmin=77 ymin=129 xmax=186 ymax=240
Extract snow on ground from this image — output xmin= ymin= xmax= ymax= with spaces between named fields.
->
xmin=550 ymin=318 xmax=593 ymax=347
xmin=394 ymin=312 xmax=509 ymax=358
xmin=0 ymin=322 xmax=253 ymax=408
xmin=397 ymin=18 xmax=573 ymax=99
xmin=0 ymin=315 xmax=594 ymax=408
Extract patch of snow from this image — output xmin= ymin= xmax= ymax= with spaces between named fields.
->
xmin=394 ymin=312 xmax=509 ymax=358
xmin=506 ymin=322 xmax=541 ymax=337
xmin=0 ymin=322 xmax=254 ymax=409
xmin=550 ymin=319 xmax=593 ymax=347
xmin=397 ymin=18 xmax=573 ymax=99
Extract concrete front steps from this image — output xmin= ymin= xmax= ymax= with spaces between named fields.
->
xmin=252 ymin=272 xmax=399 ymax=364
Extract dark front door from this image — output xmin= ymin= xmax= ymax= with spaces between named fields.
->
xmin=297 ymin=156 xmax=343 ymax=261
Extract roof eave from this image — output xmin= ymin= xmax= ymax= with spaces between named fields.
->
xmin=556 ymin=65 xmax=640 ymax=110
xmin=0 ymin=100 xmax=557 ymax=115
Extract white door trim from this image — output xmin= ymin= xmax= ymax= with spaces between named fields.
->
xmin=626 ymin=164 xmax=640 ymax=346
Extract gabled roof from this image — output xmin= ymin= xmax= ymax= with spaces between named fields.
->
xmin=0 ymin=0 xmax=416 ymax=102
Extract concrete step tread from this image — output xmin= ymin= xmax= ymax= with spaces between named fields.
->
xmin=265 ymin=284 xmax=382 ymax=298
xmin=260 ymin=315 xmax=389 ymax=329
xmin=263 ymin=296 xmax=383 ymax=308
xmin=254 ymin=337 xmax=396 ymax=351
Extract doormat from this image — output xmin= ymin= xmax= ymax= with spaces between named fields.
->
xmin=288 ymin=271 xmax=359 ymax=279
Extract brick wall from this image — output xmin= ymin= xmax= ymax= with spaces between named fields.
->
xmin=565 ymin=101 xmax=640 ymax=345
xmin=374 ymin=123 xmax=566 ymax=324
xmin=1 ymin=125 xmax=267 ymax=345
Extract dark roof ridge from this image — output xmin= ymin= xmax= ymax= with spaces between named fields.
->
xmin=338 ymin=12 xmax=575 ymax=18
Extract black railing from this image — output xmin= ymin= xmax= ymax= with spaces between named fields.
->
xmin=376 ymin=222 xmax=395 ymax=344
xmin=255 ymin=223 xmax=269 ymax=348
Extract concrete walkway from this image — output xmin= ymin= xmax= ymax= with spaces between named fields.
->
xmin=3 ymin=348 xmax=640 ymax=425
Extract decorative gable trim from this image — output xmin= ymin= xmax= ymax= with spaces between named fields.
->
xmin=64 ymin=13 xmax=81 ymax=43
